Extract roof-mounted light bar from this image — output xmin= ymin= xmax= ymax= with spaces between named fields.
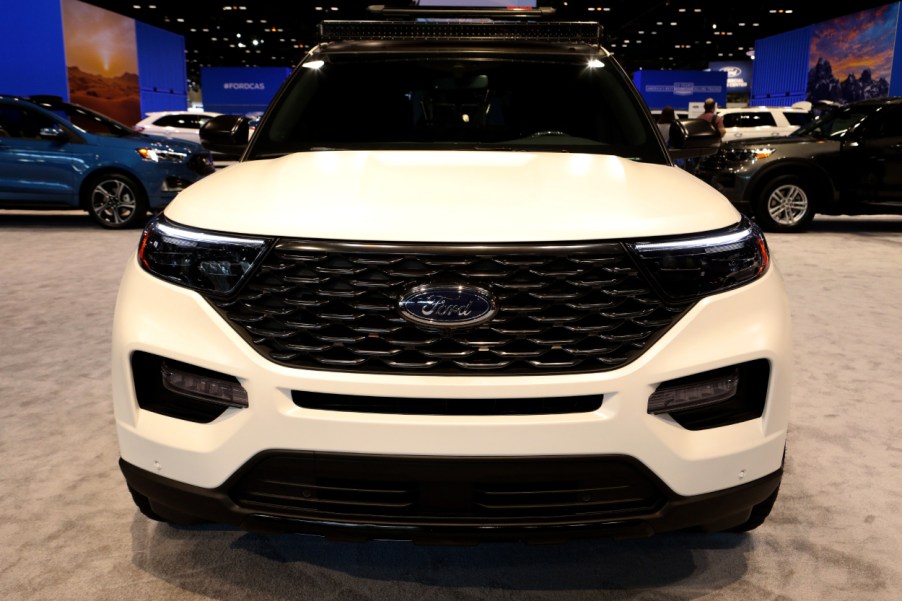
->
xmin=367 ymin=5 xmax=557 ymax=19
xmin=316 ymin=20 xmax=602 ymax=44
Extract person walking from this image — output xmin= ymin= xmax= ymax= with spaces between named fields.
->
xmin=698 ymin=98 xmax=726 ymax=137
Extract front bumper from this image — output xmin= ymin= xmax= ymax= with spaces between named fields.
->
xmin=112 ymin=251 xmax=792 ymax=536
xmin=122 ymin=453 xmax=783 ymax=542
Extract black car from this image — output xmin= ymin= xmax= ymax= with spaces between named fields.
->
xmin=695 ymin=97 xmax=902 ymax=232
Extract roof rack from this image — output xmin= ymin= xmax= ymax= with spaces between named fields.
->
xmin=316 ymin=20 xmax=602 ymax=44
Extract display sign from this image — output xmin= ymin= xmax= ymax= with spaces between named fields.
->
xmin=632 ymin=70 xmax=727 ymax=111
xmin=201 ymin=67 xmax=291 ymax=115
xmin=709 ymin=61 xmax=753 ymax=94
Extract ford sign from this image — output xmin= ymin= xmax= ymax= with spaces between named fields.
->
xmin=398 ymin=284 xmax=497 ymax=328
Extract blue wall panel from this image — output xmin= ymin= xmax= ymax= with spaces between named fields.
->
xmin=893 ymin=8 xmax=902 ymax=96
xmin=751 ymin=27 xmax=812 ymax=106
xmin=136 ymin=21 xmax=188 ymax=115
xmin=1 ymin=0 xmax=69 ymax=98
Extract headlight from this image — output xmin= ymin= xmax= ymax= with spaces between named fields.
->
xmin=138 ymin=215 xmax=272 ymax=296
xmin=626 ymin=217 xmax=769 ymax=300
xmin=136 ymin=147 xmax=189 ymax=162
xmin=726 ymin=146 xmax=775 ymax=161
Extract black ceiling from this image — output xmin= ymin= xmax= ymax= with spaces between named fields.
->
xmin=82 ymin=1 xmax=895 ymax=85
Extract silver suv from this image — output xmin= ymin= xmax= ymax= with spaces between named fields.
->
xmin=696 ymin=97 xmax=902 ymax=231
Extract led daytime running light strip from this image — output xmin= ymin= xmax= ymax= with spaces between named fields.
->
xmin=633 ymin=227 xmax=756 ymax=253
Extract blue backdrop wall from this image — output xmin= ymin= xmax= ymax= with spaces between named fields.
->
xmin=2 ymin=0 xmax=69 ymax=99
xmin=2 ymin=1 xmax=188 ymax=116
xmin=136 ymin=22 xmax=189 ymax=114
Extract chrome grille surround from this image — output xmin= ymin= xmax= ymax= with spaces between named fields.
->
xmin=208 ymin=239 xmax=695 ymax=375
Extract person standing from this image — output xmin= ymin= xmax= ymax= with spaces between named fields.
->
xmin=656 ymin=106 xmax=676 ymax=146
xmin=698 ymin=98 xmax=726 ymax=137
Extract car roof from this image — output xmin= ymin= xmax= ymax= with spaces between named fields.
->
xmin=718 ymin=106 xmax=809 ymax=113
xmin=142 ymin=111 xmax=221 ymax=117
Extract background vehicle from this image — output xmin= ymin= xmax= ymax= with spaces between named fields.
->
xmin=717 ymin=104 xmax=814 ymax=142
xmin=0 ymin=95 xmax=214 ymax=228
xmin=114 ymin=8 xmax=790 ymax=543
xmin=133 ymin=110 xmax=222 ymax=144
xmin=695 ymin=96 xmax=902 ymax=232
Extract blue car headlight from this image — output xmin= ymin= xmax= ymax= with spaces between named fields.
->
xmin=136 ymin=146 xmax=189 ymax=163
xmin=138 ymin=215 xmax=272 ymax=296
xmin=626 ymin=217 xmax=770 ymax=300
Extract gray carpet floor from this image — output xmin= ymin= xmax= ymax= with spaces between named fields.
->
xmin=1 ymin=210 xmax=900 ymax=601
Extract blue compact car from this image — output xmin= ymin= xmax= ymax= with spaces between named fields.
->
xmin=0 ymin=95 xmax=214 ymax=228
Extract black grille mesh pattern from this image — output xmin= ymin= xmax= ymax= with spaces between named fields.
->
xmin=230 ymin=454 xmax=665 ymax=524
xmin=209 ymin=240 xmax=694 ymax=375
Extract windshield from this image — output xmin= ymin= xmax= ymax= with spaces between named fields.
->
xmin=247 ymin=53 xmax=663 ymax=162
xmin=792 ymin=104 xmax=877 ymax=139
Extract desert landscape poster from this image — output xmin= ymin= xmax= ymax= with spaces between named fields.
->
xmin=61 ymin=0 xmax=140 ymax=125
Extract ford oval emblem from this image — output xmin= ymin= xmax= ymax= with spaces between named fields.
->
xmin=398 ymin=284 xmax=497 ymax=329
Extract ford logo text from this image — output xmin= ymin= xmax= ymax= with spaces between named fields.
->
xmin=398 ymin=285 xmax=497 ymax=328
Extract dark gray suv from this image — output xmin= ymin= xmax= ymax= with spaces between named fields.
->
xmin=695 ymin=97 xmax=902 ymax=232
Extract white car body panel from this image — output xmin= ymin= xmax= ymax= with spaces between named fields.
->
xmin=112 ymin=255 xmax=791 ymax=495
xmin=166 ymin=151 xmax=741 ymax=240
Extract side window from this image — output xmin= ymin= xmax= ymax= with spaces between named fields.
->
xmin=722 ymin=112 xmax=777 ymax=128
xmin=0 ymin=105 xmax=19 ymax=136
xmin=0 ymin=105 xmax=57 ymax=139
xmin=721 ymin=113 xmax=744 ymax=128
xmin=783 ymin=112 xmax=812 ymax=127
xmin=154 ymin=115 xmax=186 ymax=127
xmin=153 ymin=114 xmax=209 ymax=129
xmin=871 ymin=106 xmax=902 ymax=138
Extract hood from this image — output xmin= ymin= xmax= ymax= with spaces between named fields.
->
xmin=724 ymin=134 xmax=827 ymax=148
xmin=138 ymin=133 xmax=204 ymax=153
xmin=164 ymin=151 xmax=740 ymax=242
xmin=90 ymin=131 xmax=203 ymax=154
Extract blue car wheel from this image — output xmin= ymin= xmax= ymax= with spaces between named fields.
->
xmin=86 ymin=172 xmax=148 ymax=229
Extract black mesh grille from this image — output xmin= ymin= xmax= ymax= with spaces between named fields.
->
xmin=230 ymin=454 xmax=665 ymax=525
xmin=209 ymin=240 xmax=694 ymax=375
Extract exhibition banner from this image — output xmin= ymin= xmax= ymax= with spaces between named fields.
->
xmin=201 ymin=67 xmax=292 ymax=115
xmin=61 ymin=0 xmax=141 ymax=125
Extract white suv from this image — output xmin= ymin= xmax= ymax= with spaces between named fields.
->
xmin=133 ymin=111 xmax=223 ymax=145
xmin=719 ymin=105 xmax=813 ymax=142
xmin=112 ymin=10 xmax=792 ymax=543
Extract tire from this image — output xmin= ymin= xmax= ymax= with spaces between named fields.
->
xmin=84 ymin=173 xmax=148 ymax=229
xmin=753 ymin=175 xmax=816 ymax=232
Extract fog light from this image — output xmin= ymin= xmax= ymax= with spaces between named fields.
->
xmin=162 ymin=176 xmax=192 ymax=192
xmin=648 ymin=368 xmax=739 ymax=414
xmin=161 ymin=362 xmax=248 ymax=408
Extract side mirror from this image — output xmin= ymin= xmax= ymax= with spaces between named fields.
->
xmin=668 ymin=118 xmax=721 ymax=159
xmin=200 ymin=114 xmax=250 ymax=157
